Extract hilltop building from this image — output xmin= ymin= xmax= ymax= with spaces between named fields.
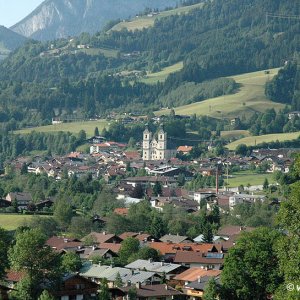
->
xmin=142 ymin=127 xmax=176 ymax=161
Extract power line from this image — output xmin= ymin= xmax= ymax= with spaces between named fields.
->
xmin=266 ymin=12 xmax=300 ymax=25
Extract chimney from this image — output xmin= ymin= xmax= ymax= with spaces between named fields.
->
xmin=103 ymin=231 xmax=106 ymax=235
xmin=165 ymin=284 xmax=168 ymax=291
xmin=198 ymin=276 xmax=201 ymax=283
xmin=161 ymin=262 xmax=164 ymax=266
xmin=151 ymin=239 xmax=154 ymax=243
xmin=135 ymin=282 xmax=141 ymax=289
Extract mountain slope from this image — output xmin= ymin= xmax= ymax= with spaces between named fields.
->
xmin=0 ymin=26 xmax=27 ymax=51
xmin=0 ymin=26 xmax=27 ymax=60
xmin=11 ymin=0 xmax=179 ymax=41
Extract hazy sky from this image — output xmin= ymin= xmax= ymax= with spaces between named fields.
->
xmin=0 ymin=0 xmax=43 ymax=27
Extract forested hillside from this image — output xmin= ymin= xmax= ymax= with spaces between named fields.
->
xmin=265 ymin=57 xmax=300 ymax=110
xmin=0 ymin=0 xmax=298 ymax=124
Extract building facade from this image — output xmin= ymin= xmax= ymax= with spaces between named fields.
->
xmin=142 ymin=128 xmax=176 ymax=161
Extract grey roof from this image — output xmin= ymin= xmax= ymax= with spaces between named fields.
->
xmin=125 ymin=259 xmax=182 ymax=274
xmin=186 ymin=276 xmax=221 ymax=290
xmin=80 ymin=264 xmax=155 ymax=284
xmin=160 ymin=234 xmax=189 ymax=244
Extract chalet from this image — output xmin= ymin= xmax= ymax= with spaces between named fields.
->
xmin=84 ymin=232 xmax=123 ymax=245
xmin=52 ymin=274 xmax=98 ymax=300
xmin=229 ymin=193 xmax=266 ymax=209
xmin=0 ymin=199 xmax=11 ymax=208
xmin=160 ymin=234 xmax=192 ymax=244
xmin=125 ymin=260 xmax=187 ymax=280
xmin=183 ymin=276 xmax=221 ymax=299
xmin=46 ymin=236 xmax=83 ymax=253
xmin=124 ymin=176 xmax=177 ymax=188
xmin=116 ymin=284 xmax=183 ymax=300
xmin=173 ymin=251 xmax=224 ymax=269
xmin=177 ymin=145 xmax=193 ymax=155
xmin=217 ymin=226 xmax=255 ymax=240
xmin=78 ymin=247 xmax=117 ymax=261
xmin=80 ymin=264 xmax=160 ymax=287
xmin=288 ymin=111 xmax=300 ymax=119
xmin=5 ymin=192 xmax=33 ymax=210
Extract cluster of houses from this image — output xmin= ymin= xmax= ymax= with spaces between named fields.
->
xmin=2 ymin=225 xmax=254 ymax=299
xmin=2 ymin=135 xmax=295 ymax=213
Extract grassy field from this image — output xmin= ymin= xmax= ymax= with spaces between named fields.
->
xmin=156 ymin=68 xmax=285 ymax=118
xmin=226 ymin=171 xmax=275 ymax=188
xmin=140 ymin=62 xmax=183 ymax=84
xmin=17 ymin=120 xmax=109 ymax=137
xmin=0 ymin=214 xmax=50 ymax=230
xmin=111 ymin=3 xmax=204 ymax=32
xmin=227 ymin=131 xmax=300 ymax=150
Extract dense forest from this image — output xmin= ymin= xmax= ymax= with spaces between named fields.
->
xmin=265 ymin=58 xmax=300 ymax=110
xmin=0 ymin=0 xmax=298 ymax=125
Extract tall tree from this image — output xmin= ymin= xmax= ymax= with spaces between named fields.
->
xmin=0 ymin=227 xmax=10 ymax=280
xmin=99 ymin=278 xmax=111 ymax=300
xmin=221 ymin=227 xmax=283 ymax=300
xmin=9 ymin=228 xmax=61 ymax=299
xmin=275 ymin=157 xmax=300 ymax=299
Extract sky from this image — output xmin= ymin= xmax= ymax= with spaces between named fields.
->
xmin=0 ymin=0 xmax=44 ymax=27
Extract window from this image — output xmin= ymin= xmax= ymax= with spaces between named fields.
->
xmin=145 ymin=135 xmax=148 ymax=139
xmin=160 ymin=135 xmax=163 ymax=139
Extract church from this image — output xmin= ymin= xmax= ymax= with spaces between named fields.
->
xmin=142 ymin=127 xmax=176 ymax=161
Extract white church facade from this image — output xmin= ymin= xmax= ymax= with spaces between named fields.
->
xmin=142 ymin=128 xmax=176 ymax=161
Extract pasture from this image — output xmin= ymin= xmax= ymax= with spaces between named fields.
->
xmin=140 ymin=61 xmax=184 ymax=84
xmin=156 ymin=68 xmax=285 ymax=119
xmin=110 ymin=3 xmax=204 ymax=32
xmin=16 ymin=119 xmax=109 ymax=137
xmin=226 ymin=171 xmax=275 ymax=188
xmin=0 ymin=214 xmax=50 ymax=230
xmin=226 ymin=131 xmax=300 ymax=150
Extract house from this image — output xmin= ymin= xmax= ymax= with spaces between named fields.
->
xmin=229 ymin=193 xmax=266 ymax=209
xmin=52 ymin=274 xmax=98 ymax=300
xmin=125 ymin=259 xmax=187 ymax=280
xmin=174 ymin=268 xmax=221 ymax=284
xmin=183 ymin=276 xmax=221 ymax=299
xmin=173 ymin=251 xmax=224 ymax=269
xmin=160 ymin=234 xmax=192 ymax=244
xmin=116 ymin=284 xmax=184 ymax=300
xmin=80 ymin=264 xmax=160 ymax=287
xmin=177 ymin=146 xmax=193 ymax=155
xmin=147 ymin=242 xmax=222 ymax=262
xmin=5 ymin=192 xmax=33 ymax=210
xmin=84 ymin=232 xmax=123 ymax=245
xmin=78 ymin=247 xmax=117 ymax=261
xmin=46 ymin=236 xmax=83 ymax=252
xmin=288 ymin=111 xmax=300 ymax=119
xmin=0 ymin=199 xmax=11 ymax=208
xmin=217 ymin=226 xmax=255 ymax=240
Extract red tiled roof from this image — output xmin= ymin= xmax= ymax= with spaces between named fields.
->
xmin=86 ymin=232 xmax=121 ymax=244
xmin=217 ymin=226 xmax=255 ymax=237
xmin=148 ymin=242 xmax=218 ymax=255
xmin=98 ymin=243 xmax=122 ymax=254
xmin=177 ymin=146 xmax=193 ymax=153
xmin=174 ymin=268 xmax=221 ymax=281
xmin=46 ymin=236 xmax=82 ymax=251
xmin=6 ymin=271 xmax=25 ymax=283
xmin=114 ymin=208 xmax=129 ymax=216
xmin=174 ymin=251 xmax=224 ymax=265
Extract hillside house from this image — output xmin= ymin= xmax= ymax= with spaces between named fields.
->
xmin=5 ymin=192 xmax=33 ymax=210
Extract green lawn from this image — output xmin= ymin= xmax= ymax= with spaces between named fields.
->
xmin=226 ymin=171 xmax=275 ymax=188
xmin=227 ymin=131 xmax=300 ymax=150
xmin=0 ymin=214 xmax=50 ymax=230
xmin=140 ymin=61 xmax=183 ymax=84
xmin=16 ymin=120 xmax=109 ymax=137
xmin=111 ymin=3 xmax=204 ymax=32
xmin=156 ymin=68 xmax=285 ymax=118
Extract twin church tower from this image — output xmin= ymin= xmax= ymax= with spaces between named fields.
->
xmin=142 ymin=127 xmax=176 ymax=161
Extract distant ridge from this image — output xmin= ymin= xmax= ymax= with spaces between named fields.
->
xmin=11 ymin=0 xmax=179 ymax=41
